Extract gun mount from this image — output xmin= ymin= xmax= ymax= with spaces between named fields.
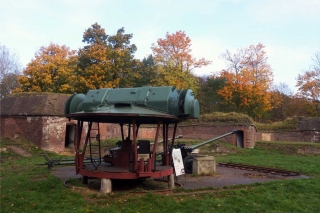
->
xmin=174 ymin=130 xmax=243 ymax=173
xmin=64 ymin=86 xmax=200 ymax=193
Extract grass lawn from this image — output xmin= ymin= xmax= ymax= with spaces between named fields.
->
xmin=1 ymin=138 xmax=319 ymax=213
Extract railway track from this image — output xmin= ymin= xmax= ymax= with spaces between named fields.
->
xmin=218 ymin=162 xmax=301 ymax=176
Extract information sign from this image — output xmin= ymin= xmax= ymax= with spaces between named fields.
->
xmin=172 ymin=148 xmax=185 ymax=176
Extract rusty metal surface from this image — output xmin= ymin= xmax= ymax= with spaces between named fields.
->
xmin=66 ymin=112 xmax=180 ymax=124
xmin=64 ymin=86 xmax=196 ymax=182
xmin=218 ymin=162 xmax=301 ymax=176
xmin=78 ymin=165 xmax=173 ymax=179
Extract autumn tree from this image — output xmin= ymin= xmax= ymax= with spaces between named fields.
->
xmin=14 ymin=43 xmax=77 ymax=93
xmin=268 ymin=83 xmax=293 ymax=121
xmin=219 ymin=48 xmax=245 ymax=76
xmin=243 ymin=44 xmax=273 ymax=88
xmin=133 ymin=54 xmax=158 ymax=87
xmin=151 ymin=31 xmax=211 ymax=91
xmin=107 ymin=27 xmax=141 ymax=88
xmin=0 ymin=45 xmax=21 ymax=98
xmin=197 ymin=74 xmax=225 ymax=114
xmin=218 ymin=43 xmax=274 ymax=119
xmin=76 ymin=23 xmax=115 ymax=92
xmin=296 ymin=51 xmax=320 ymax=116
xmin=77 ymin=23 xmax=140 ymax=92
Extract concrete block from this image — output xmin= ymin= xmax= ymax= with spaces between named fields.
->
xmin=100 ymin=178 xmax=112 ymax=194
xmin=192 ymin=156 xmax=216 ymax=175
xmin=168 ymin=174 xmax=175 ymax=190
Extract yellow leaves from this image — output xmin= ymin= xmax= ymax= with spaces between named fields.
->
xmin=76 ymin=25 xmax=140 ymax=90
xmin=217 ymin=44 xmax=276 ymax=118
xmin=151 ymin=30 xmax=210 ymax=90
xmin=218 ymin=69 xmax=273 ymax=118
xmin=296 ymin=70 xmax=320 ymax=102
xmin=15 ymin=43 xmax=77 ymax=93
xmin=269 ymin=91 xmax=283 ymax=109
xmin=31 ymin=85 xmax=41 ymax=92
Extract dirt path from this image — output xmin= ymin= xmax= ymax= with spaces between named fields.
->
xmin=8 ymin=146 xmax=32 ymax=157
xmin=175 ymin=165 xmax=308 ymax=190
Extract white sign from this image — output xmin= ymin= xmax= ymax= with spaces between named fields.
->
xmin=172 ymin=148 xmax=185 ymax=176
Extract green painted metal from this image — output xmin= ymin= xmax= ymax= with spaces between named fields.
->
xmin=64 ymin=93 xmax=85 ymax=114
xmin=65 ymin=86 xmax=200 ymax=119
xmin=187 ymin=130 xmax=238 ymax=150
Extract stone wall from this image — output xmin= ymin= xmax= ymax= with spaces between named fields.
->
xmin=2 ymin=116 xmax=319 ymax=153
xmin=256 ymin=131 xmax=320 ymax=142
xmin=42 ymin=117 xmax=68 ymax=151
xmin=256 ymin=118 xmax=320 ymax=143
xmin=0 ymin=115 xmax=117 ymax=152
xmin=1 ymin=116 xmax=81 ymax=152
xmin=1 ymin=116 xmax=43 ymax=148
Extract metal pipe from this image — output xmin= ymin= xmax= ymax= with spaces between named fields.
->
xmin=188 ymin=130 xmax=238 ymax=150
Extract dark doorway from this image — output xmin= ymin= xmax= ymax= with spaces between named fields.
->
xmin=236 ymin=131 xmax=244 ymax=148
xmin=65 ymin=124 xmax=76 ymax=148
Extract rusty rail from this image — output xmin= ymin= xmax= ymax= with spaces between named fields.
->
xmin=218 ymin=162 xmax=301 ymax=176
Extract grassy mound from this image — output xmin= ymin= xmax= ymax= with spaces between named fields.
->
xmin=183 ymin=112 xmax=253 ymax=125
xmin=254 ymin=118 xmax=299 ymax=131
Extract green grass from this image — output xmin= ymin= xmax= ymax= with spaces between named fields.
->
xmin=183 ymin=112 xmax=301 ymax=132
xmin=215 ymin=141 xmax=320 ymax=177
xmin=0 ymin=140 xmax=85 ymax=213
xmin=1 ymin=138 xmax=320 ymax=212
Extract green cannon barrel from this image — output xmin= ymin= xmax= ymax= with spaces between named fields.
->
xmin=64 ymin=86 xmax=199 ymax=119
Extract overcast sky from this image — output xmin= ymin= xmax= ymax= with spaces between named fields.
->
xmin=1 ymin=0 xmax=319 ymax=92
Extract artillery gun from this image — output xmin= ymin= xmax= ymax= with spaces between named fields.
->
xmin=173 ymin=130 xmax=242 ymax=173
xmin=64 ymin=85 xmax=245 ymax=192
xmin=64 ymin=86 xmax=199 ymax=192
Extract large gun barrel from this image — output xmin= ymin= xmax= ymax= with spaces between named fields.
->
xmin=180 ymin=130 xmax=241 ymax=173
xmin=186 ymin=130 xmax=239 ymax=151
xmin=65 ymin=86 xmax=200 ymax=119
xmin=176 ymin=130 xmax=240 ymax=159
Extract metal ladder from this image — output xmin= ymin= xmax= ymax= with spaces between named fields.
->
xmin=88 ymin=122 xmax=102 ymax=170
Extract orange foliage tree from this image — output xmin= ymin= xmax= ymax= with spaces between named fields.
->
xmin=76 ymin=23 xmax=117 ymax=92
xmin=296 ymin=51 xmax=320 ymax=116
xmin=76 ymin=23 xmax=140 ymax=93
xmin=151 ymin=31 xmax=211 ymax=91
xmin=107 ymin=27 xmax=141 ymax=88
xmin=218 ymin=43 xmax=275 ymax=119
xmin=14 ymin=43 xmax=77 ymax=93
xmin=268 ymin=83 xmax=293 ymax=121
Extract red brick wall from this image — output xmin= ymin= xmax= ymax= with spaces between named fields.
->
xmin=1 ymin=116 xmax=88 ymax=152
xmin=42 ymin=117 xmax=67 ymax=151
xmin=2 ymin=115 xmax=317 ymax=154
xmin=1 ymin=117 xmax=43 ymax=148
xmin=256 ymin=131 xmax=320 ymax=142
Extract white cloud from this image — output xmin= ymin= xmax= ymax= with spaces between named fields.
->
xmin=265 ymin=44 xmax=313 ymax=91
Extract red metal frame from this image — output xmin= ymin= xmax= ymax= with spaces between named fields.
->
xmin=70 ymin=113 xmax=178 ymax=180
